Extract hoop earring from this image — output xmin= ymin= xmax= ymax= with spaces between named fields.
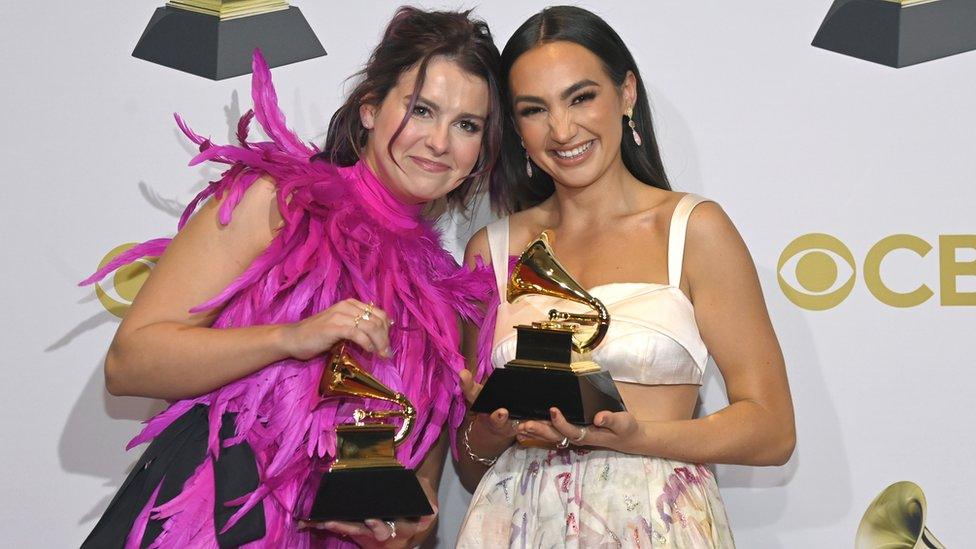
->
xmin=626 ymin=108 xmax=642 ymax=147
xmin=521 ymin=140 xmax=533 ymax=177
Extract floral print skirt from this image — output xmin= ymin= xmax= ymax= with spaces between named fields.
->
xmin=457 ymin=445 xmax=735 ymax=548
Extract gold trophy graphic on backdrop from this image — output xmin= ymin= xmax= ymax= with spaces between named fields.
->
xmin=297 ymin=344 xmax=433 ymax=521
xmin=471 ymin=232 xmax=626 ymax=424
xmin=855 ymin=481 xmax=945 ymax=549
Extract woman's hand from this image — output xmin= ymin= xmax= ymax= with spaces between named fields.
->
xmin=459 ymin=369 xmax=515 ymax=438
xmin=517 ymin=407 xmax=644 ymax=453
xmin=301 ymin=512 xmax=437 ymax=548
xmin=458 ymin=369 xmax=520 ymax=464
xmin=280 ymin=298 xmax=392 ymax=360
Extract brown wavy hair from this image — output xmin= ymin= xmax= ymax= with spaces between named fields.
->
xmin=313 ymin=6 xmax=502 ymax=210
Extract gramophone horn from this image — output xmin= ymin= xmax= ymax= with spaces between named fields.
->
xmin=855 ymin=481 xmax=945 ymax=549
xmin=508 ymin=232 xmax=610 ymax=353
xmin=320 ymin=345 xmax=416 ymax=444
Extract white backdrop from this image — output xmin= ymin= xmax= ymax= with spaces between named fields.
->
xmin=2 ymin=1 xmax=974 ymax=547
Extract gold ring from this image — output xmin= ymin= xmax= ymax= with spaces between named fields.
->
xmin=556 ymin=436 xmax=569 ymax=449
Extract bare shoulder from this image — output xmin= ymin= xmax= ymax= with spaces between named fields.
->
xmin=683 ymin=198 xmax=756 ymax=287
xmin=193 ymin=173 xmax=283 ymax=239
xmin=507 ymin=205 xmax=551 ymax=250
xmin=686 ymin=198 xmax=739 ymax=243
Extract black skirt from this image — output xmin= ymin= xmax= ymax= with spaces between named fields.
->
xmin=81 ymin=405 xmax=266 ymax=548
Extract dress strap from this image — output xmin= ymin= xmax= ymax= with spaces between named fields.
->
xmin=485 ymin=217 xmax=511 ymax=298
xmin=668 ymin=193 xmax=710 ymax=286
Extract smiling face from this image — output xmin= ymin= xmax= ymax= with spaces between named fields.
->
xmin=509 ymin=41 xmax=636 ymax=190
xmin=360 ymin=56 xmax=489 ymax=205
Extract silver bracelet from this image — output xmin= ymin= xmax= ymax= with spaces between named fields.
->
xmin=463 ymin=418 xmax=498 ymax=467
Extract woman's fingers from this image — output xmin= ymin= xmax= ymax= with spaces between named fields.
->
xmin=336 ymin=300 xmax=392 ymax=357
xmin=488 ymin=408 xmax=521 ymax=436
xmin=357 ymin=316 xmax=391 ymax=358
xmin=343 ymin=298 xmax=391 ymax=327
xmin=309 ymin=520 xmax=372 ymax=536
xmin=335 ymin=314 xmax=379 ymax=354
xmin=517 ymin=419 xmax=563 ymax=443
xmin=548 ymin=408 xmax=584 ymax=439
xmin=363 ymin=519 xmax=393 ymax=542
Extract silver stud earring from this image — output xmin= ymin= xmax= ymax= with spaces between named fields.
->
xmin=626 ymin=108 xmax=642 ymax=147
xmin=522 ymin=140 xmax=533 ymax=177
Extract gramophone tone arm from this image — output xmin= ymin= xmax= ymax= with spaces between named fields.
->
xmin=548 ymin=308 xmax=610 ymax=353
xmin=548 ymin=310 xmax=601 ymax=325
xmin=353 ymin=398 xmax=416 ymax=444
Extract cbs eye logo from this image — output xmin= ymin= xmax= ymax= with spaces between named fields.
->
xmin=778 ymin=233 xmax=976 ymax=310
xmin=94 ymin=243 xmax=157 ymax=318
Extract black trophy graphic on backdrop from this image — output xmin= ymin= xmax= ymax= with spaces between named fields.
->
xmin=133 ymin=1 xmax=326 ymax=79
xmin=813 ymin=0 xmax=976 ymax=67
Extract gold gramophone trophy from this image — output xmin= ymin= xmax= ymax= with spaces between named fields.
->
xmin=471 ymin=233 xmax=626 ymax=424
xmin=855 ymin=481 xmax=945 ymax=549
xmin=296 ymin=344 xmax=433 ymax=522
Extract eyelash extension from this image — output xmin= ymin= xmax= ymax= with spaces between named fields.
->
xmin=518 ymin=106 xmax=543 ymax=117
xmin=518 ymin=91 xmax=597 ymax=118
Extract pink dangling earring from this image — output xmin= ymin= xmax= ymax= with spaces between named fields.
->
xmin=522 ymin=140 xmax=533 ymax=177
xmin=627 ymin=108 xmax=642 ymax=147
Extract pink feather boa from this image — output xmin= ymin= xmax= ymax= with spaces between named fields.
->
xmin=82 ymin=51 xmax=495 ymax=548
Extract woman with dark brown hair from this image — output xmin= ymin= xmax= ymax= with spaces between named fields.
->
xmin=80 ymin=7 xmax=501 ymax=548
xmin=456 ymin=6 xmax=794 ymax=547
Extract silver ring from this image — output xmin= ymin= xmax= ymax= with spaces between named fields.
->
xmin=385 ymin=520 xmax=397 ymax=538
xmin=572 ymin=426 xmax=588 ymax=444
xmin=556 ymin=436 xmax=569 ymax=449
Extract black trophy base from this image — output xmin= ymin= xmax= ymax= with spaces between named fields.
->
xmin=812 ymin=0 xmax=976 ymax=68
xmin=133 ymin=6 xmax=327 ymax=80
xmin=303 ymin=467 xmax=433 ymax=522
xmin=471 ymin=367 xmax=625 ymax=424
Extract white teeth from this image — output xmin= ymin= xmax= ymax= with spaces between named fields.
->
xmin=554 ymin=141 xmax=593 ymax=159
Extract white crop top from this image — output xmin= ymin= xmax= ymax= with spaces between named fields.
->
xmin=487 ymin=194 xmax=711 ymax=386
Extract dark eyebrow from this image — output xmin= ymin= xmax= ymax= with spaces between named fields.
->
xmin=560 ymin=79 xmax=600 ymax=100
xmin=513 ymin=79 xmax=601 ymax=105
xmin=407 ymin=95 xmax=485 ymax=121
xmin=407 ymin=95 xmax=440 ymax=112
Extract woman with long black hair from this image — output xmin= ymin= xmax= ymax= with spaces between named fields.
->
xmin=457 ymin=6 xmax=795 ymax=547
xmin=81 ymin=7 xmax=501 ymax=548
